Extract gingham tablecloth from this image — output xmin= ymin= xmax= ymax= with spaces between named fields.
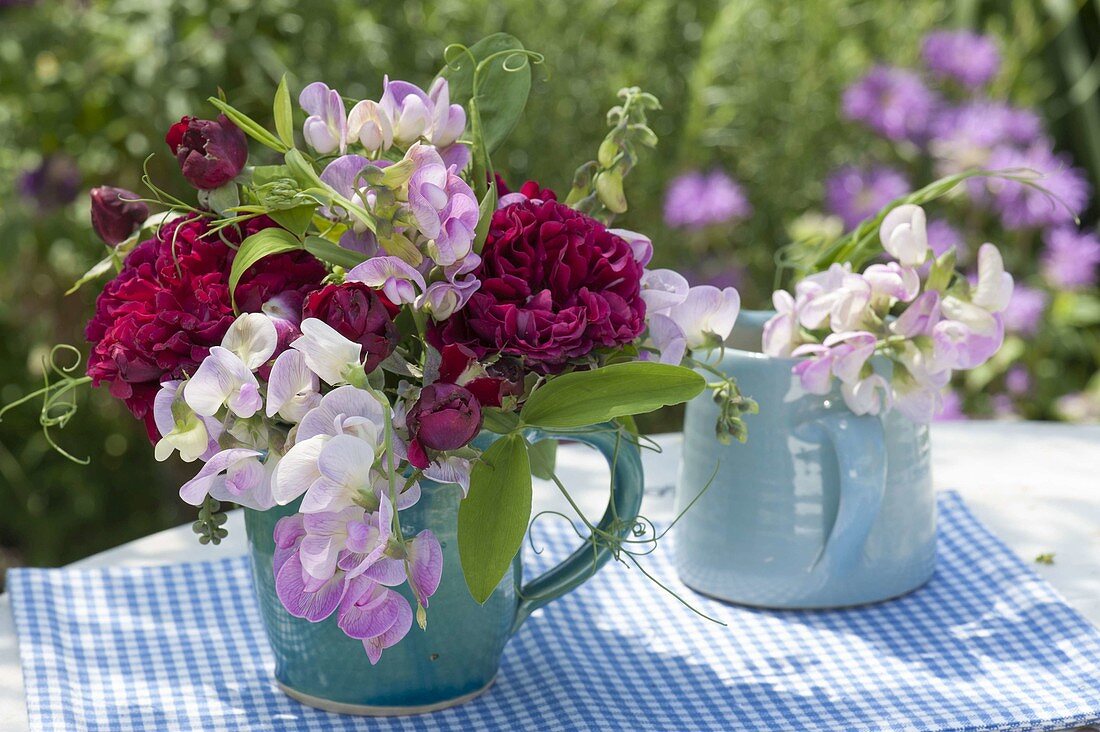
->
xmin=9 ymin=491 xmax=1100 ymax=732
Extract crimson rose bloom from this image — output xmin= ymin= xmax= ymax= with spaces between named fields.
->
xmin=431 ymin=199 xmax=646 ymax=372
xmin=165 ymin=115 xmax=248 ymax=190
xmin=405 ymin=383 xmax=483 ymax=469
xmin=85 ymin=214 xmax=326 ymax=439
xmin=302 ymin=283 xmax=398 ymax=374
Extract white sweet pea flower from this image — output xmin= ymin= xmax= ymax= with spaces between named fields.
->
xmin=423 ymin=455 xmax=473 ymax=498
xmin=272 ymin=386 xmax=387 ymax=508
xmin=640 ymin=269 xmax=690 ymax=314
xmin=823 ymin=331 xmax=877 ymax=385
xmin=306 ymin=434 xmax=376 ymax=514
xmin=647 ymin=313 xmax=688 ymax=365
xmin=840 ymin=373 xmax=893 ymax=416
xmin=347 ymin=99 xmax=394 ymax=153
xmin=266 ymin=350 xmax=321 ymax=424
xmin=931 ymin=303 xmax=1004 ymax=371
xmin=184 ymin=314 xmax=278 ymax=418
xmin=893 ymin=373 xmax=945 ymax=424
xmin=970 ymin=243 xmax=1014 ymax=313
xmin=879 ymin=204 xmax=930 ymax=267
xmin=178 ymin=447 xmax=278 ymax=511
xmin=796 ymin=265 xmax=872 ymax=332
xmin=298 ymin=506 xmax=368 ymax=582
xmin=609 ymin=228 xmax=653 ymax=267
xmin=665 ymin=285 xmax=741 ymax=350
xmin=152 ymin=381 xmax=221 ymax=462
xmin=292 ymin=318 xmax=366 ymax=386
xmin=762 ymin=290 xmax=801 ymax=358
xmin=863 ymin=262 xmax=920 ymax=307
xmin=185 ymin=347 xmax=263 ymax=418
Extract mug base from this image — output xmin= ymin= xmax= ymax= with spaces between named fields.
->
xmin=680 ymin=568 xmax=934 ymax=611
xmin=276 ymin=675 xmax=496 ymax=717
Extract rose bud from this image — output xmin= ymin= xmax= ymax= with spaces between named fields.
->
xmin=406 ymin=383 xmax=483 ymax=468
xmin=89 ymin=186 xmax=148 ymax=246
xmin=165 ymin=115 xmax=248 ymax=190
xmin=302 ymin=282 xmax=398 ymax=373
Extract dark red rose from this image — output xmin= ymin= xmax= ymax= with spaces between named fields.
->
xmin=85 ymin=214 xmax=326 ymax=439
xmin=302 ymin=282 xmax=398 ymax=374
xmin=435 ymin=343 xmax=521 ymax=409
xmin=89 ymin=186 xmax=148 ymax=246
xmin=405 ymin=382 xmax=483 ymax=468
xmin=165 ymin=115 xmax=248 ymax=190
xmin=431 ymin=199 xmax=646 ymax=373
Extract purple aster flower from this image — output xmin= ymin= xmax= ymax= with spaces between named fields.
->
xmin=842 ymin=66 xmax=940 ymax=144
xmin=926 ymin=218 xmax=968 ymax=260
xmin=1041 ymin=227 xmax=1100 ymax=289
xmin=824 ymin=165 xmax=911 ymax=231
xmin=1001 ymin=284 xmax=1048 ymax=335
xmin=663 ymin=170 xmax=752 ymax=230
xmin=921 ymin=31 xmax=1001 ymax=88
xmin=17 ymin=153 xmax=81 ymax=212
xmin=935 ymin=389 xmax=968 ymax=421
xmin=985 ymin=144 xmax=1091 ymax=230
xmin=930 ymin=102 xmax=1044 ymax=177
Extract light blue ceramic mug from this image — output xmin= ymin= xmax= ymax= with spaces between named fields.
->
xmin=245 ymin=425 xmax=643 ymax=715
xmin=675 ymin=311 xmax=935 ymax=609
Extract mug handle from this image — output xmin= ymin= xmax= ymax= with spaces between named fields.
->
xmin=511 ymin=425 xmax=644 ymax=633
xmin=800 ymin=413 xmax=886 ymax=576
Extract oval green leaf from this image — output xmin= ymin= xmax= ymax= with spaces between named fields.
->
xmin=303 ymin=235 xmax=367 ymax=269
xmin=458 ymin=433 xmax=531 ymax=604
xmin=520 ymin=362 xmax=706 ymax=430
xmin=439 ymin=33 xmax=532 ymax=153
xmin=229 ymin=228 xmax=303 ymax=312
xmin=208 ymin=97 xmax=288 ymax=153
xmin=273 ymin=74 xmax=294 ymax=148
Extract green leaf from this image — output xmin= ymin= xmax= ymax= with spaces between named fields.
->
xmin=66 ymin=252 xmax=118 ymax=295
xmin=472 ymin=183 xmax=496 ymax=255
xmin=481 ymin=407 xmax=521 ymax=434
xmin=252 ymin=164 xmax=294 ymax=186
xmin=268 ymin=204 xmax=316 ymax=238
xmin=458 ymin=433 xmax=531 ymax=604
xmin=207 ymin=97 xmax=288 ymax=153
xmin=273 ymin=74 xmax=295 ymax=148
xmin=528 ymin=438 xmax=557 ymax=480
xmin=520 ymin=362 xmax=705 ymax=430
xmin=439 ymin=33 xmax=532 ymax=153
xmin=303 ymin=235 xmax=367 ymax=269
xmin=229 ymin=228 xmax=303 ymax=312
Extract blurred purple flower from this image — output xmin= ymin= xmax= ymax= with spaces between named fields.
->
xmin=18 ymin=154 xmax=81 ymax=212
xmin=1005 ymin=366 xmax=1032 ymax=396
xmin=992 ymin=393 xmax=1018 ymax=419
xmin=842 ymin=66 xmax=940 ymax=144
xmin=663 ymin=170 xmax=752 ymax=230
xmin=824 ymin=165 xmax=911 ymax=231
xmin=1041 ymin=228 xmax=1100 ymax=290
xmin=985 ymin=145 xmax=1090 ymax=230
xmin=921 ymin=31 xmax=1001 ymax=88
xmin=925 ymin=218 xmax=968 ymax=260
xmin=1001 ymin=284 xmax=1048 ymax=335
xmin=935 ymin=389 xmax=968 ymax=421
xmin=930 ymin=102 xmax=1044 ymax=178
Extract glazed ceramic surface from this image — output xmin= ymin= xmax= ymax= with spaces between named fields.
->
xmin=675 ymin=311 xmax=936 ymax=609
xmin=245 ymin=425 xmax=643 ymax=714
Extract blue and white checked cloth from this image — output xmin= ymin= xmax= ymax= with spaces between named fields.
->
xmin=10 ymin=491 xmax=1100 ymax=732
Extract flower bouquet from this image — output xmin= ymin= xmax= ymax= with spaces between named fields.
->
xmin=8 ymin=35 xmax=747 ymax=712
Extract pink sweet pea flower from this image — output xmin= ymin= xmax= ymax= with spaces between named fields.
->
xmin=300 ymin=82 xmax=348 ymax=155
xmin=406 ymin=530 xmax=443 ymax=608
xmin=275 ymin=550 xmax=347 ymax=623
xmin=840 ymin=373 xmax=893 ymax=416
xmin=178 ymin=447 xmax=275 ymax=511
xmin=347 ymin=256 xmax=427 ymax=305
xmin=791 ymin=343 xmax=833 ymax=395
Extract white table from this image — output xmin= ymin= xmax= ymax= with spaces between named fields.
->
xmin=0 ymin=421 xmax=1097 ymax=731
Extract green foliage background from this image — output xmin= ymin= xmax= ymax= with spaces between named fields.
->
xmin=0 ymin=0 xmax=1094 ymax=567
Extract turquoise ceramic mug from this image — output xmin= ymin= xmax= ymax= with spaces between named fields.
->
xmin=245 ymin=425 xmax=643 ymax=715
xmin=675 ymin=311 xmax=935 ymax=609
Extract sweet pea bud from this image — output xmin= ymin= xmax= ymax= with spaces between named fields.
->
xmin=381 ymin=157 xmax=416 ymax=188
xmin=595 ymin=169 xmax=627 ymax=214
xmin=89 ymin=186 xmax=149 ymax=246
xmin=597 ymin=137 xmax=619 ymax=168
xmin=925 ymin=247 xmax=957 ymax=293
